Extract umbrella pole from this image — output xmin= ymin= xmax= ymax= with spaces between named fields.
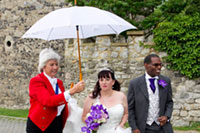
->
xmin=76 ymin=25 xmax=82 ymax=81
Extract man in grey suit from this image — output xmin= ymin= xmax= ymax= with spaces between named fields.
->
xmin=128 ymin=54 xmax=173 ymax=133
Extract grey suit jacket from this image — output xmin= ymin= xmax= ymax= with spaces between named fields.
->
xmin=127 ymin=74 xmax=173 ymax=133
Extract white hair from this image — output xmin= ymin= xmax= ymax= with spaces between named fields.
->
xmin=38 ymin=48 xmax=61 ymax=73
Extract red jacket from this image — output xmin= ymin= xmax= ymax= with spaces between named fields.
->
xmin=28 ymin=73 xmax=68 ymax=131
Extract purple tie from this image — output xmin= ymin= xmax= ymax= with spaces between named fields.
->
xmin=149 ymin=78 xmax=156 ymax=93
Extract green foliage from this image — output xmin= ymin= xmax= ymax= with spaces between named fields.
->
xmin=153 ymin=13 xmax=200 ymax=78
xmin=142 ymin=0 xmax=200 ymax=78
xmin=159 ymin=0 xmax=187 ymax=15
xmin=0 ymin=108 xmax=28 ymax=118
xmin=65 ymin=0 xmax=163 ymax=29
xmin=142 ymin=0 xmax=187 ymax=31
xmin=185 ymin=0 xmax=200 ymax=15
xmin=141 ymin=9 xmax=164 ymax=30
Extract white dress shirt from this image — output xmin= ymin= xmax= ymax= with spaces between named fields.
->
xmin=145 ymin=72 xmax=160 ymax=125
xmin=44 ymin=72 xmax=71 ymax=116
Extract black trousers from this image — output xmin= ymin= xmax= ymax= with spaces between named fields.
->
xmin=145 ymin=122 xmax=164 ymax=133
xmin=26 ymin=116 xmax=63 ymax=133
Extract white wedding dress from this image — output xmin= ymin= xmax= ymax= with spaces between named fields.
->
xmin=64 ymin=98 xmax=131 ymax=133
xmin=95 ymin=98 xmax=131 ymax=133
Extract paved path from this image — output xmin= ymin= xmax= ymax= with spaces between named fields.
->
xmin=0 ymin=115 xmax=26 ymax=133
xmin=0 ymin=115 xmax=70 ymax=133
xmin=0 ymin=115 xmax=199 ymax=133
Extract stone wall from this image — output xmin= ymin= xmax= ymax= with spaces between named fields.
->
xmin=0 ymin=0 xmax=200 ymax=127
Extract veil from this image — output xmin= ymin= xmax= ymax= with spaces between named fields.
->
xmin=64 ymin=98 xmax=85 ymax=133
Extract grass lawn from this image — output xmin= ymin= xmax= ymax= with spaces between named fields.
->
xmin=174 ymin=122 xmax=200 ymax=132
xmin=126 ymin=121 xmax=200 ymax=131
xmin=0 ymin=107 xmax=28 ymax=118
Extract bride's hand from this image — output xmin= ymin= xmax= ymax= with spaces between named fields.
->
xmin=115 ymin=124 xmax=124 ymax=130
xmin=93 ymin=127 xmax=98 ymax=131
xmin=119 ymin=123 xmax=125 ymax=128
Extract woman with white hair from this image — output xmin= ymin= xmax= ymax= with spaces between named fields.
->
xmin=26 ymin=48 xmax=85 ymax=133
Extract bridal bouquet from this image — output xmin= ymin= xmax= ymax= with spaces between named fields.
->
xmin=81 ymin=103 xmax=109 ymax=133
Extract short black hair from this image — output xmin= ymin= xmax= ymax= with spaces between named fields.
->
xmin=144 ymin=54 xmax=160 ymax=64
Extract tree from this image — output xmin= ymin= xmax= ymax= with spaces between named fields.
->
xmin=152 ymin=0 xmax=200 ymax=78
xmin=65 ymin=0 xmax=163 ymax=29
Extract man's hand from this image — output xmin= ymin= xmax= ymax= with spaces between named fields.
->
xmin=69 ymin=80 xmax=85 ymax=95
xmin=158 ymin=116 xmax=168 ymax=126
xmin=133 ymin=129 xmax=140 ymax=133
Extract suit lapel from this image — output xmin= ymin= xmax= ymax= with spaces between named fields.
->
xmin=158 ymin=76 xmax=165 ymax=108
xmin=40 ymin=73 xmax=55 ymax=94
xmin=139 ymin=75 xmax=149 ymax=100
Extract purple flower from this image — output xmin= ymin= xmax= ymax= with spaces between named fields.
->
xmin=81 ymin=127 xmax=91 ymax=133
xmin=90 ymin=122 xmax=100 ymax=130
xmin=85 ymin=116 xmax=93 ymax=125
xmin=81 ymin=104 xmax=109 ymax=133
xmin=158 ymin=80 xmax=167 ymax=88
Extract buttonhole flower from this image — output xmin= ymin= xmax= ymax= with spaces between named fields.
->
xmin=158 ymin=80 xmax=167 ymax=88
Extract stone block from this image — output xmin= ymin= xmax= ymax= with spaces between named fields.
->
xmin=141 ymin=48 xmax=150 ymax=55
xmin=172 ymin=110 xmax=180 ymax=116
xmin=111 ymin=43 xmax=128 ymax=47
xmin=120 ymin=49 xmax=128 ymax=58
xmin=192 ymin=117 xmax=200 ymax=122
xmin=96 ymin=36 xmax=111 ymax=46
xmin=173 ymin=103 xmax=182 ymax=109
xmin=189 ymin=111 xmax=200 ymax=116
xmin=127 ymin=30 xmax=144 ymax=36
xmin=176 ymin=85 xmax=187 ymax=92
xmin=172 ymin=119 xmax=190 ymax=127
xmin=195 ymin=99 xmax=200 ymax=104
xmin=185 ymin=80 xmax=196 ymax=88
xmin=111 ymin=51 xmax=118 ymax=58
xmin=180 ymin=110 xmax=188 ymax=116
xmin=193 ymin=85 xmax=200 ymax=92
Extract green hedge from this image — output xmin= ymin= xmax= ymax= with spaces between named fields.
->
xmin=153 ymin=13 xmax=200 ymax=79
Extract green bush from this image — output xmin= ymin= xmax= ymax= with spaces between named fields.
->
xmin=153 ymin=13 xmax=200 ymax=78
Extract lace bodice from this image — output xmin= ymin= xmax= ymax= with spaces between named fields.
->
xmin=95 ymin=100 xmax=124 ymax=133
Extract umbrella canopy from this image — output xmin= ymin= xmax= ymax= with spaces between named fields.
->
xmin=22 ymin=6 xmax=136 ymax=81
xmin=22 ymin=6 xmax=136 ymax=40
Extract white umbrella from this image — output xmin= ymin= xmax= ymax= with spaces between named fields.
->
xmin=22 ymin=6 xmax=137 ymax=80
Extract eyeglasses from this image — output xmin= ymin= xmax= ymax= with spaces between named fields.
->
xmin=150 ymin=63 xmax=163 ymax=67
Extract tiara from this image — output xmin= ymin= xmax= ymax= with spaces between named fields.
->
xmin=99 ymin=67 xmax=113 ymax=73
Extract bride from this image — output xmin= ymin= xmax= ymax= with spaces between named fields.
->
xmin=82 ymin=68 xmax=131 ymax=133
xmin=64 ymin=68 xmax=131 ymax=133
